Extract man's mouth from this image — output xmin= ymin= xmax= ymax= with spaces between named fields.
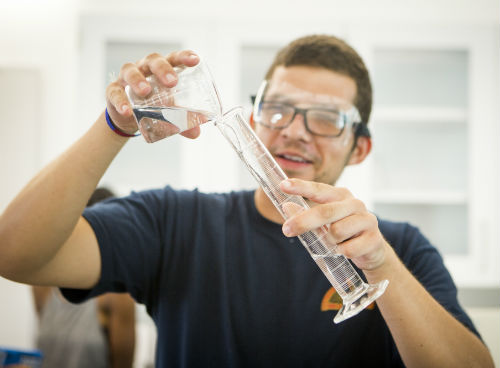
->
xmin=277 ymin=154 xmax=312 ymax=163
xmin=274 ymin=152 xmax=314 ymax=170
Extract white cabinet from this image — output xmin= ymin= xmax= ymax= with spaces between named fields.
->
xmin=348 ymin=25 xmax=499 ymax=287
xmin=372 ymin=48 xmax=469 ymax=257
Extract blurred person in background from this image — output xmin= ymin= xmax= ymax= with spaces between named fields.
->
xmin=31 ymin=188 xmax=135 ymax=368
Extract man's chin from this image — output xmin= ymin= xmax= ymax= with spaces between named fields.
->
xmin=283 ymin=172 xmax=314 ymax=182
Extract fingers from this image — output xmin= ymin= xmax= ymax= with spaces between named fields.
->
xmin=180 ymin=126 xmax=201 ymax=139
xmin=106 ymin=50 xmax=201 ymax=123
xmin=116 ymin=50 xmax=200 ymax=96
xmin=118 ymin=62 xmax=152 ymax=95
xmin=336 ymin=227 xmax=388 ymax=271
xmin=136 ymin=52 xmax=177 ymax=88
xmin=106 ymin=82 xmax=132 ymax=117
xmin=280 ymin=178 xmax=374 ymax=257
xmin=330 ymin=212 xmax=378 ymax=248
xmin=281 ymin=201 xmax=306 ymax=218
xmin=279 ymin=178 xmax=387 ymax=270
xmin=280 ymin=178 xmax=352 ymax=203
xmin=283 ymin=199 xmax=368 ymax=237
xmin=166 ymin=50 xmax=200 ymax=68
xmin=282 ymin=196 xmax=366 ymax=237
xmin=336 ymin=225 xmax=378 ymax=259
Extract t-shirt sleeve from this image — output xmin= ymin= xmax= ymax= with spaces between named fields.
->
xmin=62 ymin=188 xmax=179 ymax=307
xmin=382 ymin=221 xmax=480 ymax=338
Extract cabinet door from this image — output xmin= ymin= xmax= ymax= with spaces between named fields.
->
xmin=349 ymin=25 xmax=499 ymax=286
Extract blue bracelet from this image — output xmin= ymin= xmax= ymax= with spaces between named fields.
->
xmin=105 ymin=108 xmax=140 ymax=137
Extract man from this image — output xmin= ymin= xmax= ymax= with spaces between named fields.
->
xmin=0 ymin=35 xmax=493 ymax=367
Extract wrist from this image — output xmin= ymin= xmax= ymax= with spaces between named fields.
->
xmin=105 ymin=108 xmax=140 ymax=138
xmin=363 ymin=242 xmax=401 ymax=283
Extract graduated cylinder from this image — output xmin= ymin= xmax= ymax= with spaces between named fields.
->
xmin=216 ymin=106 xmax=388 ymax=323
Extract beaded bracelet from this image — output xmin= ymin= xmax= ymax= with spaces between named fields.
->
xmin=105 ymin=108 xmax=140 ymax=138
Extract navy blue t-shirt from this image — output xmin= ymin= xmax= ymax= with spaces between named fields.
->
xmin=63 ymin=187 xmax=478 ymax=367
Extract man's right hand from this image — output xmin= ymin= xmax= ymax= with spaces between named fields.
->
xmin=105 ymin=50 xmax=202 ymax=139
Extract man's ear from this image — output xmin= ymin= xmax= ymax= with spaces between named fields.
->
xmin=347 ymin=135 xmax=372 ymax=166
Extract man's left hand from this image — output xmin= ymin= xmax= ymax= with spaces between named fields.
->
xmin=280 ymin=178 xmax=389 ymax=271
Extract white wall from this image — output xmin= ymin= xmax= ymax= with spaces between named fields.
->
xmin=0 ymin=0 xmax=79 ymax=350
xmin=0 ymin=0 xmax=498 ymax=365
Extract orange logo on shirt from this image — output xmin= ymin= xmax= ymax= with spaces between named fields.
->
xmin=321 ymin=287 xmax=375 ymax=311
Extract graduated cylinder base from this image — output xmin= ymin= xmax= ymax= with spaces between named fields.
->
xmin=333 ymin=279 xmax=389 ymax=324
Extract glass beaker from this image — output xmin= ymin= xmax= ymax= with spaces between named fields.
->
xmin=125 ymin=60 xmax=223 ymax=143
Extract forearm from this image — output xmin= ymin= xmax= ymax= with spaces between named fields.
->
xmin=108 ymin=295 xmax=136 ymax=368
xmin=110 ymin=336 xmax=135 ymax=368
xmin=364 ymin=245 xmax=493 ymax=368
xmin=0 ymin=111 xmax=128 ymax=280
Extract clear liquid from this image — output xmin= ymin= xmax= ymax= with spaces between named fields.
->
xmin=132 ymin=106 xmax=218 ymax=143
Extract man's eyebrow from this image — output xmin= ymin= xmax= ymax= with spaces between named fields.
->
xmin=264 ymin=93 xmax=338 ymax=110
xmin=264 ymin=93 xmax=292 ymax=102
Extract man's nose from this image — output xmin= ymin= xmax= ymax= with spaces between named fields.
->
xmin=280 ymin=111 xmax=312 ymax=141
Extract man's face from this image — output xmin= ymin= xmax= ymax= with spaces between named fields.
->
xmin=253 ymin=65 xmax=361 ymax=185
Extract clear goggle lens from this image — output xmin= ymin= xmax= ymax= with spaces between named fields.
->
xmin=252 ymin=80 xmax=362 ymax=146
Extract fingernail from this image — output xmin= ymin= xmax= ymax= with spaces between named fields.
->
xmin=121 ymin=104 xmax=130 ymax=114
xmin=188 ymin=54 xmax=199 ymax=60
xmin=283 ymin=223 xmax=293 ymax=237
xmin=281 ymin=180 xmax=292 ymax=189
xmin=165 ymin=73 xmax=177 ymax=84
xmin=139 ymin=81 xmax=150 ymax=92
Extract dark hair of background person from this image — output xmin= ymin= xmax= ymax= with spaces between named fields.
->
xmin=264 ymin=34 xmax=373 ymax=127
xmin=87 ymin=187 xmax=116 ymax=207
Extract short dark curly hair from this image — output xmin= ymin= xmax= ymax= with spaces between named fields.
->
xmin=265 ymin=34 xmax=373 ymax=126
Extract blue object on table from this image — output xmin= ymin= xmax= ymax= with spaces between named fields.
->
xmin=0 ymin=346 xmax=43 ymax=367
